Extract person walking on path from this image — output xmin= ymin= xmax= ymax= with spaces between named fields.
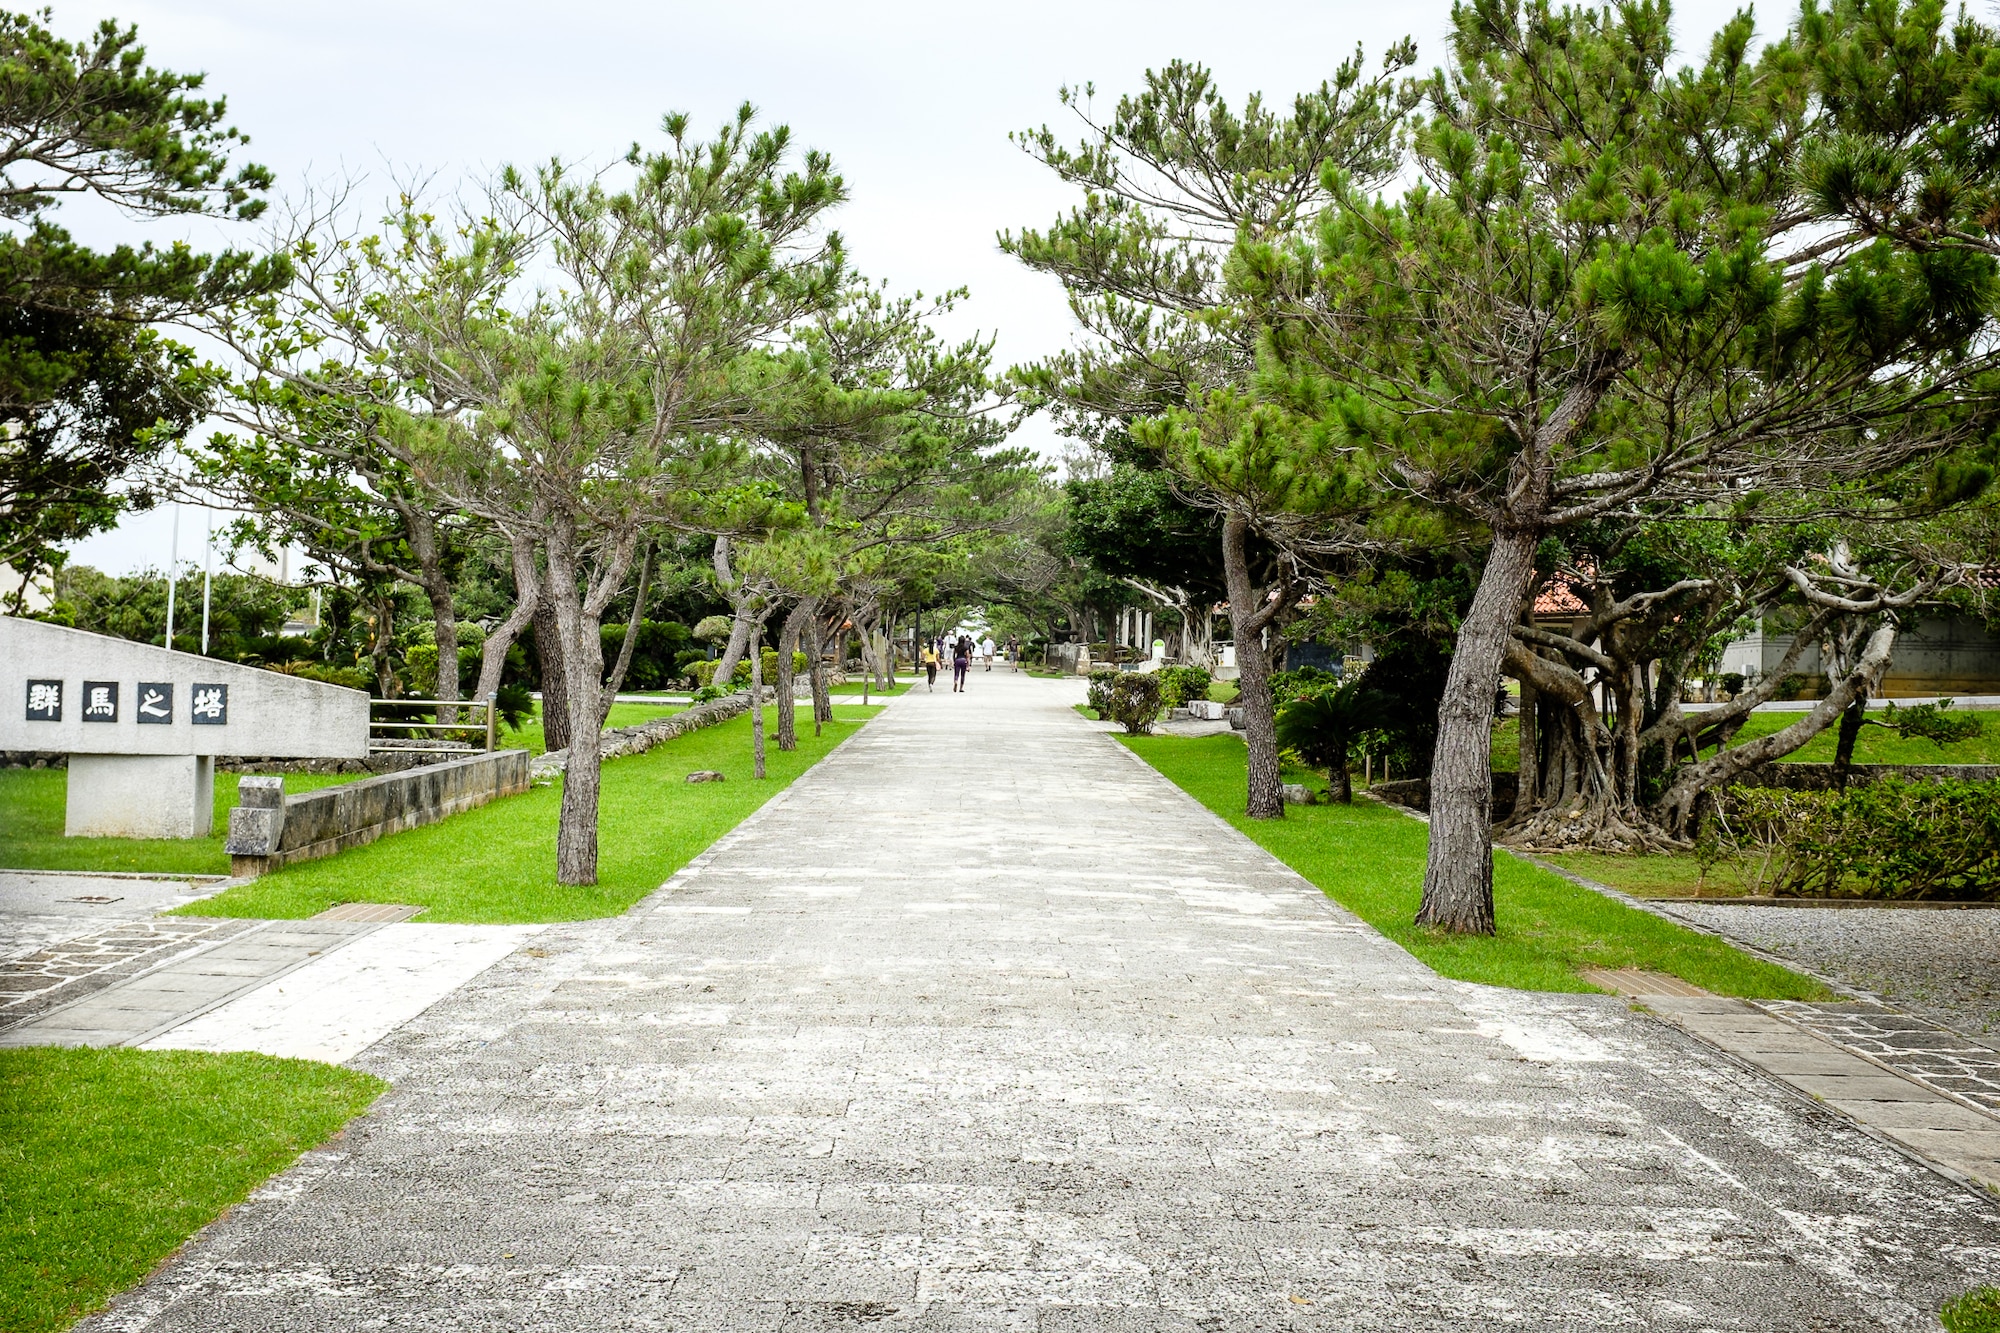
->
xmin=922 ymin=645 xmax=939 ymax=691
xmin=1008 ymin=634 xmax=1021 ymax=671
xmin=952 ymin=636 xmax=972 ymax=692
xmin=980 ymin=635 xmax=996 ymax=671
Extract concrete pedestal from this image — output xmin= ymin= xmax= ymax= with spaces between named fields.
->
xmin=66 ymin=754 xmax=215 ymax=839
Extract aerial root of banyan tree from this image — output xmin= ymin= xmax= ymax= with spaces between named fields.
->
xmin=1499 ymin=802 xmax=1690 ymax=855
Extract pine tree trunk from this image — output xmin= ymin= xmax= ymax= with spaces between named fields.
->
xmin=1221 ymin=513 xmax=1283 ymax=820
xmin=750 ymin=625 xmax=767 ymax=779
xmin=811 ymin=607 xmax=832 ymax=729
xmin=408 ymin=509 xmax=459 ymax=724
xmin=426 ymin=576 xmax=460 ymax=724
xmin=549 ymin=538 xmax=605 ymax=886
xmin=775 ymin=599 xmax=811 ymax=751
xmin=1418 ymin=528 xmax=1539 ymax=935
xmin=533 ymin=598 xmax=572 ymax=754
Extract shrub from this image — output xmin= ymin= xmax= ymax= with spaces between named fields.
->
xmin=1719 ymin=672 xmax=1746 ymax=698
xmin=1104 ymin=672 xmax=1163 ymax=734
xmin=1943 ymin=1287 xmax=2000 ymax=1333
xmin=1715 ymin=778 xmax=2000 ymax=900
xmin=1086 ymin=668 xmax=1120 ymax=716
xmin=271 ymin=661 xmax=372 ymax=692
xmin=1156 ymin=665 xmax=1212 ymax=710
xmin=1270 ymin=664 xmax=1340 ymax=705
xmin=1274 ymin=678 xmax=1368 ymax=802
xmin=672 ymin=649 xmax=709 ymax=684
xmin=493 ymin=682 xmax=535 ymax=732
xmin=1877 ymin=698 xmax=1983 ymax=748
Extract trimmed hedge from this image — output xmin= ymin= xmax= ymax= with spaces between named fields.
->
xmin=1714 ymin=777 xmax=2000 ymax=901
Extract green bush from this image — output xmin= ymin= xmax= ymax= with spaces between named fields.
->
xmin=1086 ymin=668 xmax=1120 ymax=716
xmin=688 ymin=650 xmax=806 ymax=691
xmin=1275 ymin=678 xmax=1369 ymax=802
xmin=599 ymin=620 xmax=693 ymax=690
xmin=1156 ymin=665 xmax=1212 ymax=710
xmin=1104 ymin=673 xmax=1163 ymax=735
xmin=271 ymin=661 xmax=372 ymax=692
xmin=1943 ymin=1287 xmax=2000 ymax=1333
xmin=672 ymin=649 xmax=709 ymax=683
xmin=1717 ymin=778 xmax=2000 ymax=900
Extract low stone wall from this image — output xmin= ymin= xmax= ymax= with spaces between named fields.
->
xmin=225 ymin=748 xmax=531 ymax=878
xmin=532 ymin=692 xmax=757 ymax=777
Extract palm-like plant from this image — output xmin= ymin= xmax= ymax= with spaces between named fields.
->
xmin=1274 ymin=677 xmax=1369 ymax=804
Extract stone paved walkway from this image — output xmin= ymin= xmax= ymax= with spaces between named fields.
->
xmin=85 ymin=675 xmax=2000 ymax=1331
xmin=0 ymin=871 xmax=241 ymax=1029
xmin=1757 ymin=1000 xmax=2000 ymax=1115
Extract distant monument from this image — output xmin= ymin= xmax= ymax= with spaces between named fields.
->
xmin=0 ymin=617 xmax=369 ymax=838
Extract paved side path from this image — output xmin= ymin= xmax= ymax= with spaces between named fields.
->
xmin=90 ymin=675 xmax=2000 ymax=1331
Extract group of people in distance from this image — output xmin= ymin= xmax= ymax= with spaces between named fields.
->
xmin=921 ymin=633 xmax=1013 ymax=692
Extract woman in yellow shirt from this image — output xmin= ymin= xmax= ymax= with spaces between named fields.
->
xmin=922 ymin=646 xmax=940 ymax=691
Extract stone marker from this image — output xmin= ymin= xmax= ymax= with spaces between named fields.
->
xmin=0 ymin=616 xmax=368 ymax=838
xmin=686 ymin=770 xmax=725 ymax=783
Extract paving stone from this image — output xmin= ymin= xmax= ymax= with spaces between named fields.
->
xmin=77 ymin=677 xmax=2000 ymax=1331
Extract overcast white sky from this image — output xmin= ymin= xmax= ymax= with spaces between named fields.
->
xmin=68 ymin=0 xmax=1760 ymax=574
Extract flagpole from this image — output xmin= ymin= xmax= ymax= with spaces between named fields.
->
xmin=164 ymin=504 xmax=180 ymax=651
xmin=200 ymin=507 xmax=213 ymax=655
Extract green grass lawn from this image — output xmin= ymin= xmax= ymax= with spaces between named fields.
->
xmin=1122 ymin=733 xmax=1826 ymax=998
xmin=0 ymin=770 xmax=355 ymax=876
xmin=1537 ymin=848 xmax=1726 ymax=898
xmin=179 ymin=703 xmax=882 ymax=924
xmin=0 ymin=1048 xmax=382 ymax=1333
xmin=829 ymin=679 xmax=911 ymax=697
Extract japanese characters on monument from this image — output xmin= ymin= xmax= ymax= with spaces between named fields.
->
xmin=22 ymin=679 xmax=222 ymax=725
xmin=25 ymin=679 xmax=61 ymax=721
xmin=82 ymin=681 xmax=118 ymax=723
xmin=190 ymin=684 xmax=229 ymax=726
xmin=136 ymin=683 xmax=173 ymax=724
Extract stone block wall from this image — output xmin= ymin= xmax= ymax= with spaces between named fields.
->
xmin=225 ymin=748 xmax=530 ymax=878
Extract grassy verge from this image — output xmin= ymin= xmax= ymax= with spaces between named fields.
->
xmin=0 ymin=702 xmax=691 ymax=875
xmin=0 ymin=1048 xmax=382 ymax=1333
xmin=1121 ymin=734 xmax=1826 ymax=998
xmin=1540 ymin=848 xmax=1754 ymax=899
xmin=0 ymin=771 xmax=354 ymax=876
xmin=829 ymin=680 xmax=912 ymax=697
xmin=178 ymin=704 xmax=881 ymax=924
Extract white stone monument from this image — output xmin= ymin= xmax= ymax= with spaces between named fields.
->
xmin=0 ymin=616 xmax=369 ymax=838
